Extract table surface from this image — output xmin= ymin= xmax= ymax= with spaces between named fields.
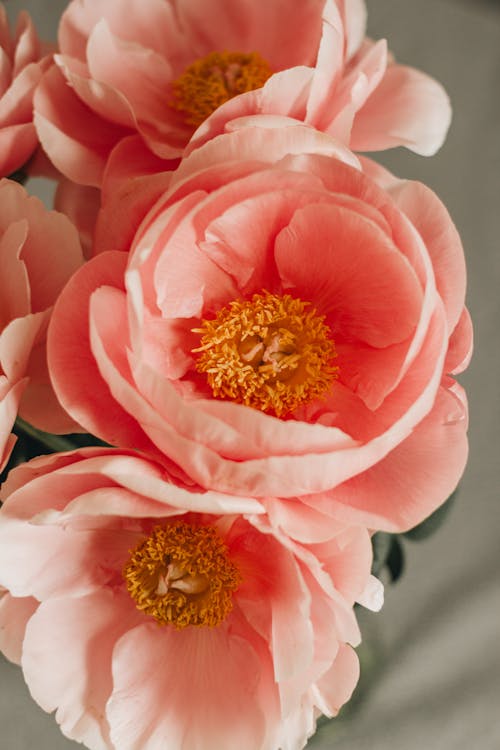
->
xmin=0 ymin=1 xmax=499 ymax=748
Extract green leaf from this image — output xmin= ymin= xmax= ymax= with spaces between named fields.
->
xmin=403 ymin=490 xmax=458 ymax=542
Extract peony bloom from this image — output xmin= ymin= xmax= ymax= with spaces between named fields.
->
xmin=33 ymin=0 xmax=450 ymax=187
xmin=0 ymin=447 xmax=379 ymax=750
xmin=0 ymin=5 xmax=51 ymax=177
xmin=0 ymin=178 xmax=84 ymax=469
xmin=48 ymin=122 xmax=471 ymax=533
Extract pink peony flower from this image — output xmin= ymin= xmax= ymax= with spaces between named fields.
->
xmin=48 ymin=122 xmax=471 ymax=533
xmin=0 ymin=178 xmax=84 ymax=469
xmin=0 ymin=5 xmax=51 ymax=177
xmin=33 ymin=0 xmax=450 ymax=188
xmin=0 ymin=447 xmax=378 ymax=750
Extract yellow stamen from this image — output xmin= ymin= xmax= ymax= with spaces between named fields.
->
xmin=171 ymin=50 xmax=273 ymax=126
xmin=193 ymin=291 xmax=338 ymax=417
xmin=123 ymin=522 xmax=241 ymax=628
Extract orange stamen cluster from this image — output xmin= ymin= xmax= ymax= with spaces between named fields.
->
xmin=171 ymin=50 xmax=273 ymax=126
xmin=193 ymin=291 xmax=338 ymax=417
xmin=123 ymin=522 xmax=241 ymax=628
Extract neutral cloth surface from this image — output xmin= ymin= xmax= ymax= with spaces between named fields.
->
xmin=0 ymin=0 xmax=499 ymax=748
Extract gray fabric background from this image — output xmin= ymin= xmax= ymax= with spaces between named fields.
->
xmin=0 ymin=0 xmax=498 ymax=748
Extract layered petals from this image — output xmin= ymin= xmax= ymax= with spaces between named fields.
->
xmin=35 ymin=0 xmax=450 ymax=187
xmin=0 ymin=448 xmax=372 ymax=749
xmin=0 ymin=7 xmax=50 ymax=176
xmin=48 ymin=124 xmax=470 ymax=530
xmin=0 ymin=178 xmax=84 ymax=463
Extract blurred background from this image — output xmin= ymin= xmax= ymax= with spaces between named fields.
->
xmin=0 ymin=0 xmax=499 ymax=748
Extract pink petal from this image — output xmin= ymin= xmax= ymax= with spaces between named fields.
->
xmin=0 ymin=60 xmax=49 ymax=126
xmin=95 ymin=135 xmax=175 ymax=255
xmin=55 ymin=53 xmax=136 ymax=130
xmin=86 ymin=21 xmax=172 ymax=129
xmin=0 ymin=311 xmax=48 ymax=382
xmin=326 ymin=384 xmax=469 ymax=531
xmin=275 ymin=201 xmax=423 ymax=346
xmin=350 ymin=63 xmax=452 ymax=156
xmin=47 ymin=251 xmax=154 ymax=451
xmin=445 ymin=307 xmax=473 ymax=375
xmin=314 ymin=643 xmax=360 ymax=717
xmin=12 ymin=11 xmax=41 ymax=75
xmin=108 ymin=619 xmax=269 ymax=750
xmin=34 ymin=64 xmax=129 ymax=186
xmin=22 ymin=590 xmax=140 ymax=749
xmin=0 ymin=591 xmax=38 ymax=664
xmin=177 ymin=0 xmax=323 ymax=70
xmin=54 ymin=178 xmax=101 ymax=259
xmin=0 ymin=217 xmax=30 ymax=325
xmin=0 ymin=122 xmax=37 ymax=176
xmin=387 ymin=177 xmax=466 ymax=331
xmin=59 ymin=0 xmax=185 ymax=62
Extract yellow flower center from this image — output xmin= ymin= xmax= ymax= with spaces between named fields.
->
xmin=171 ymin=50 xmax=273 ymax=127
xmin=123 ymin=522 xmax=241 ymax=628
xmin=193 ymin=291 xmax=338 ymax=417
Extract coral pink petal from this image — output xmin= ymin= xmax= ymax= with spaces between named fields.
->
xmin=341 ymin=0 xmax=367 ymax=58
xmin=0 ymin=46 xmax=11 ymax=97
xmin=326 ymin=384 xmax=468 ymax=531
xmin=177 ymin=120 xmax=359 ymax=183
xmin=275 ymin=201 xmax=423 ymax=346
xmin=336 ymin=338 xmax=413 ymax=411
xmin=0 ymin=218 xmax=30 ymax=325
xmin=54 ymin=179 xmax=100 ymax=259
xmin=177 ymin=0 xmax=323 ymax=70
xmin=0 ymin=61 xmax=48 ymax=126
xmin=315 ymin=644 xmax=360 ymax=717
xmin=56 ymin=53 xmax=136 ymax=130
xmin=12 ymin=12 xmax=40 ymax=74
xmin=18 ymin=208 xmax=83 ymax=314
xmin=59 ymin=0 xmax=184 ymax=61
xmin=95 ymin=135 xmax=175 ymax=256
xmin=388 ymin=177 xmax=466 ymax=331
xmin=47 ymin=251 xmax=153 ymax=450
xmin=0 ymin=379 xmax=26 ymax=470
xmin=0 ymin=591 xmax=38 ymax=664
xmin=350 ymin=63 xmax=452 ymax=156
xmin=0 ymin=122 xmax=37 ymax=175
xmin=22 ymin=590 xmax=140 ymax=750
xmin=87 ymin=22 xmax=172 ymax=128
xmin=0 ymin=311 xmax=48 ymax=382
xmin=18 ymin=335 xmax=81 ymax=434
xmin=108 ymin=620 xmax=268 ymax=750
xmin=306 ymin=2 xmax=344 ymax=125
xmin=445 ymin=307 xmax=473 ymax=375
xmin=34 ymin=65 xmax=129 ymax=186
xmin=154 ymin=204 xmax=240 ymax=319
xmin=312 ymin=526 xmax=374 ymax=604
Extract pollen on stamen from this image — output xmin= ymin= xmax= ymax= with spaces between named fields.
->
xmin=193 ymin=291 xmax=339 ymax=417
xmin=171 ymin=50 xmax=273 ymax=127
xmin=123 ymin=522 xmax=241 ymax=629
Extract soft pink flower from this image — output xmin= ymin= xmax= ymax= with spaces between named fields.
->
xmin=0 ymin=5 xmax=51 ymax=176
xmin=0 ymin=447 xmax=378 ymax=750
xmin=0 ymin=178 xmax=84 ymax=468
xmin=48 ymin=123 xmax=471 ymax=532
xmin=33 ymin=0 xmax=450 ymax=188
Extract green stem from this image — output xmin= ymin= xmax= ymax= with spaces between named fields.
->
xmin=14 ymin=417 xmax=77 ymax=453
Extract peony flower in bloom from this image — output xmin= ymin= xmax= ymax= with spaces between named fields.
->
xmin=48 ymin=122 xmax=471 ymax=533
xmin=0 ymin=4 xmax=51 ymax=177
xmin=33 ymin=0 xmax=450 ymax=187
xmin=0 ymin=447 xmax=379 ymax=750
xmin=0 ymin=178 xmax=84 ymax=469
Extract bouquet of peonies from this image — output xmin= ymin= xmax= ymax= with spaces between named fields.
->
xmin=0 ymin=1 xmax=472 ymax=748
